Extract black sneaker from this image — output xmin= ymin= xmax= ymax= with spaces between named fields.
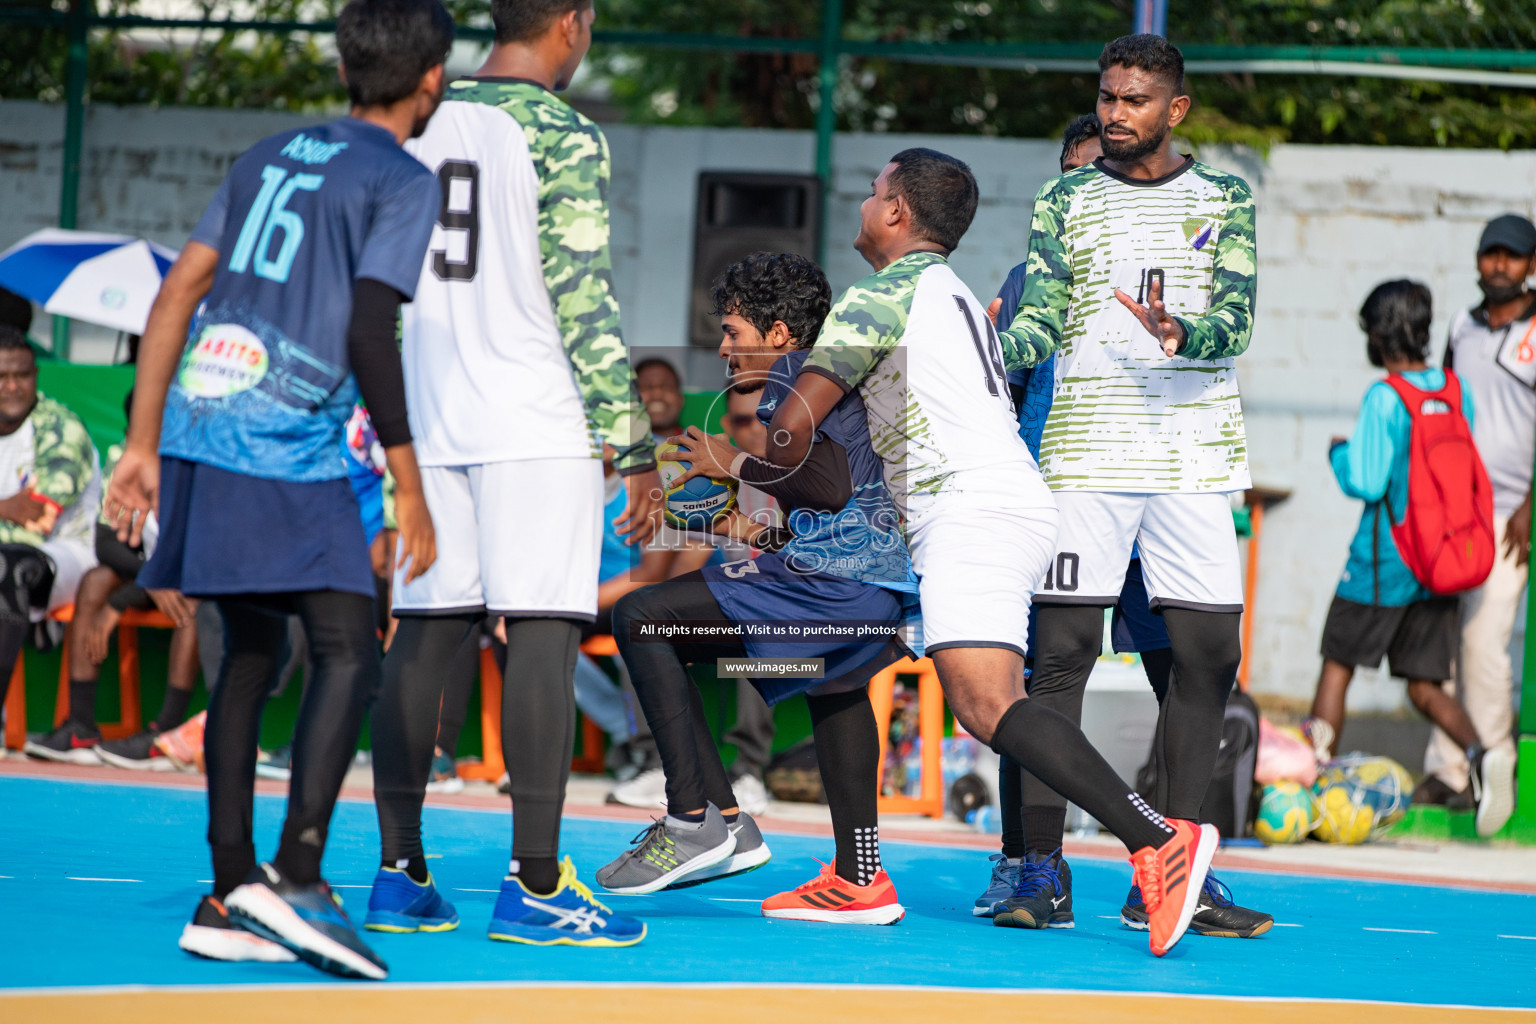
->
xmin=225 ymin=862 xmax=388 ymax=980
xmin=1121 ymin=872 xmax=1273 ymax=938
xmin=993 ymin=848 xmax=1073 ymax=930
xmin=96 ymin=728 xmax=174 ymax=772
xmin=24 ymin=720 xmax=102 ymax=764
xmin=255 ymin=743 xmax=292 ymax=781
xmin=1411 ymin=774 xmax=1471 ymax=808
xmin=179 ymin=895 xmax=298 ymax=963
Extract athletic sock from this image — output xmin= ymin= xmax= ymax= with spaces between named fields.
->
xmin=807 ymin=689 xmax=883 ymax=886
xmin=667 ymin=808 xmax=706 ymax=825
xmin=68 ymin=677 xmax=98 ymax=730
xmin=511 ymin=857 xmax=560 ymax=896
xmin=387 ymin=855 xmax=430 ymax=884
xmin=721 ymin=810 xmax=740 ymax=824
xmin=1023 ymin=806 xmax=1067 ymax=858
xmin=212 ymin=842 xmax=257 ymax=900
xmin=154 ymin=685 xmax=192 ymax=733
xmin=989 ymin=698 xmax=1173 ymax=854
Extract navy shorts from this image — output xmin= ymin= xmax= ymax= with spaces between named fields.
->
xmin=140 ymin=456 xmax=374 ymax=598
xmin=1110 ymin=558 xmax=1172 ymax=654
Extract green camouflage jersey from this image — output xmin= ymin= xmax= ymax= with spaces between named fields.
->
xmin=803 ymin=251 xmax=1052 ymax=521
xmin=0 ymin=393 xmax=101 ymax=549
xmin=401 ymin=79 xmax=654 ymax=474
xmin=998 ymin=157 xmax=1256 ymax=492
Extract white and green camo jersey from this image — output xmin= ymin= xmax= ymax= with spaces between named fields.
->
xmin=998 ymin=157 xmax=1257 ymax=493
xmin=802 ymin=251 xmax=1052 ymax=521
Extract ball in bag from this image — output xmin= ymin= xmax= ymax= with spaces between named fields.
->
xmin=658 ymin=439 xmax=737 ymax=531
xmin=1319 ymin=754 xmax=1414 ymax=827
xmin=1312 ymin=782 xmax=1375 ymax=844
xmin=1254 ymin=781 xmax=1314 ymax=844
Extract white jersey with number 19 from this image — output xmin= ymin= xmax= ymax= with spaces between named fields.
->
xmin=401 ymin=79 xmax=651 ymax=473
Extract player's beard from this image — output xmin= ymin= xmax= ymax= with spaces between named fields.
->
xmin=1478 ymin=275 xmax=1528 ymax=305
xmin=1100 ymin=121 xmax=1167 ymax=163
xmin=727 ymin=362 xmax=768 ymax=394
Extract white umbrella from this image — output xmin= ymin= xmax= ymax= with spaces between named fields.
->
xmin=0 ymin=228 xmax=179 ymax=335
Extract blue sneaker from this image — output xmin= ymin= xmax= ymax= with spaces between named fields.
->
xmin=225 ymin=863 xmax=387 ymax=980
xmin=364 ymin=867 xmax=459 ymax=933
xmin=488 ymin=856 xmax=646 ymax=947
xmin=972 ymin=853 xmax=1021 ymax=917
xmin=993 ymin=848 xmax=1073 ymax=930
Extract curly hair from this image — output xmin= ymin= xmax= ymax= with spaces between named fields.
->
xmin=710 ymin=252 xmax=832 ymax=349
xmin=1060 ymin=113 xmax=1102 ymax=170
xmin=1360 ymin=279 xmax=1433 ymax=368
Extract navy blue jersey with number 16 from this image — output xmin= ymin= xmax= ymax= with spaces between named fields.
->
xmin=159 ymin=117 xmax=438 ymax=483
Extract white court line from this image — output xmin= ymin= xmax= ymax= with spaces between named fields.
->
xmin=329 ymin=884 xmax=371 ymax=889
xmin=1097 ymin=915 xmax=1120 ymax=920
xmin=602 ymin=893 xmax=652 ymax=897
xmin=1273 ymin=923 xmax=1303 ymax=928
xmin=0 ymin=875 xmax=12 ymax=879
xmin=1363 ymin=927 xmax=1436 ymax=934
xmin=66 ymin=877 xmax=142 ymax=883
xmin=1498 ymin=934 xmax=1536 ymax=941
xmin=453 ymin=888 xmax=500 ymax=893
xmin=705 ymin=897 xmax=761 ymax=903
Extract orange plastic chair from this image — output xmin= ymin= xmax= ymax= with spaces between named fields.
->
xmin=457 ymin=634 xmax=611 ymax=782
xmin=50 ymin=604 xmax=176 ymax=740
xmin=868 ymin=656 xmax=946 ymax=818
xmin=570 ymin=635 xmax=616 ymax=774
xmin=3 ymin=657 xmax=24 ymax=750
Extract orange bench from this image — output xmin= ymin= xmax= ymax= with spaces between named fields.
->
xmin=1 ymin=604 xmax=176 ymax=750
xmin=456 ymin=634 xmax=612 ymax=782
xmin=868 ymin=656 xmax=946 ymax=818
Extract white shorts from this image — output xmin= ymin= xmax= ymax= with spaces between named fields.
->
xmin=42 ymin=538 xmax=95 ymax=619
xmin=908 ymin=503 xmax=1058 ymax=656
xmin=393 ymin=458 xmax=602 ymax=620
xmin=1035 ymin=491 xmax=1243 ymax=612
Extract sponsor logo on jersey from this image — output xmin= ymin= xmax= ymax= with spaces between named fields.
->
xmin=179 ymin=323 xmax=269 ymax=399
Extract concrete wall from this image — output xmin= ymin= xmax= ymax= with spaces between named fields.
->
xmin=1 ymin=100 xmax=1528 ymax=710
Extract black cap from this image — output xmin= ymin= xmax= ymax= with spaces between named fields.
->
xmin=1478 ymin=214 xmax=1536 ymax=257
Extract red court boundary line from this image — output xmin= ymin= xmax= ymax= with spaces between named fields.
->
xmin=4 ymin=759 xmax=1533 ymax=896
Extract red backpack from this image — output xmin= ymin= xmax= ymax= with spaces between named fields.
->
xmin=1381 ymin=370 xmax=1496 ymax=595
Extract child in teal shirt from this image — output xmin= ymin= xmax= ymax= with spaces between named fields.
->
xmin=1307 ymin=280 xmax=1511 ymax=830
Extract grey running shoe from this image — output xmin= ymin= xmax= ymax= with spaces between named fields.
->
xmin=596 ymin=804 xmax=736 ymax=895
xmin=255 ymin=743 xmax=292 ymax=781
xmin=973 ymin=853 xmax=1021 ymax=917
xmin=667 ymin=812 xmax=773 ymax=889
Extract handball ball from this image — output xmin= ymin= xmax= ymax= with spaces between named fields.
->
xmin=1312 ymin=783 xmax=1375 ymax=845
xmin=1318 ymin=754 xmax=1413 ymax=828
xmin=657 ymin=439 xmax=737 ymax=532
xmin=1254 ymin=782 xmax=1313 ymax=844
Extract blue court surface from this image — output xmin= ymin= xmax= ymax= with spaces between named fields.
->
xmin=4 ymin=772 xmax=1536 ymax=1020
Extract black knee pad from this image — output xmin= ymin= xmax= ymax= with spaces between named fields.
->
xmin=0 ymin=544 xmax=55 ymax=625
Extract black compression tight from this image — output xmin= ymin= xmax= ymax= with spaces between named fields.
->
xmin=1001 ymin=637 xmax=1174 ymax=858
xmin=434 ymin=624 xmax=481 ymax=757
xmin=1151 ymin=608 xmax=1241 ymax=820
xmin=612 ymin=577 xmax=743 ymax=816
xmin=1017 ymin=605 xmax=1103 ymax=854
xmin=372 ymin=614 xmax=482 ymax=868
xmin=205 ymin=591 xmax=379 ymax=897
xmin=807 ymin=688 xmax=883 ymax=885
xmin=497 ymin=617 xmax=582 ymax=895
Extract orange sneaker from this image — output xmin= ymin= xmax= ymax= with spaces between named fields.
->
xmin=1130 ymin=819 xmax=1218 ymax=957
xmin=760 ymin=859 xmax=905 ymax=925
xmin=154 ymin=711 xmax=206 ymax=773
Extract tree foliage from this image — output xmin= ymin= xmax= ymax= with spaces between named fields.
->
xmin=593 ymin=0 xmax=1536 ymax=149
xmin=1 ymin=0 xmax=1532 ymax=147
